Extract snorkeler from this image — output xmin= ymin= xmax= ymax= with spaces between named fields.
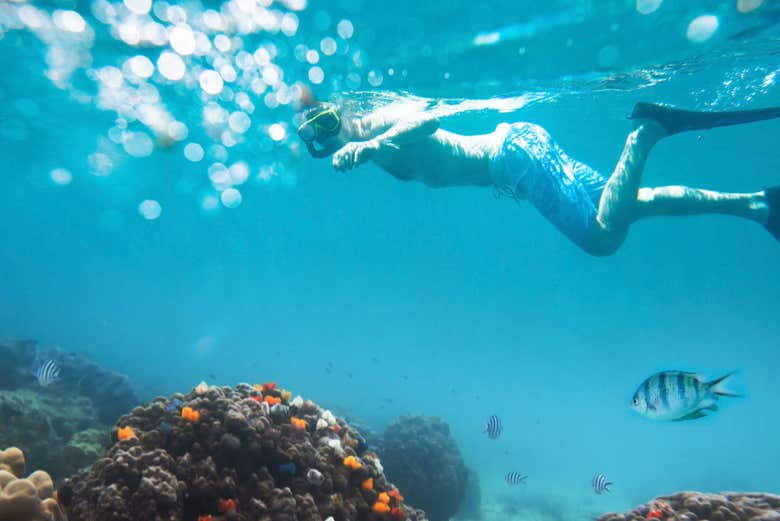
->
xmin=296 ymin=100 xmax=780 ymax=256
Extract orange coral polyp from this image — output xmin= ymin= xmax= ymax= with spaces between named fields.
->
xmin=117 ymin=426 xmax=136 ymax=441
xmin=217 ymin=498 xmax=237 ymax=513
xmin=361 ymin=478 xmax=374 ymax=491
xmin=388 ymin=489 xmax=404 ymax=502
xmin=262 ymin=382 xmax=277 ymax=393
xmin=342 ymin=456 xmax=362 ymax=470
xmin=264 ymin=395 xmax=282 ymax=406
xmin=290 ymin=417 xmax=307 ymax=430
xmin=378 ymin=492 xmax=390 ymax=504
xmin=198 ymin=516 xmax=213 ymax=521
xmin=391 ymin=507 xmax=406 ymax=519
xmin=373 ymin=502 xmax=391 ymax=514
xmin=182 ymin=407 xmax=201 ymax=423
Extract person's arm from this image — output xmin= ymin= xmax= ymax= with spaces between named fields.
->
xmin=333 ymin=115 xmax=440 ymax=171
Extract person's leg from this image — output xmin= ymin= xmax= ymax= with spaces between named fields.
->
xmin=635 ymin=186 xmax=768 ymax=222
xmin=583 ymin=121 xmax=667 ymax=255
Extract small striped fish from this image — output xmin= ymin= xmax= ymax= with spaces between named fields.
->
xmin=592 ymin=473 xmax=612 ymax=494
xmin=484 ymin=414 xmax=503 ymax=439
xmin=631 ymin=370 xmax=740 ymax=421
xmin=505 ymin=472 xmax=527 ymax=485
xmin=35 ymin=360 xmax=61 ymax=387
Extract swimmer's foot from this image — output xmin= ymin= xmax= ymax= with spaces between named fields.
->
xmin=629 ymin=102 xmax=780 ymax=136
xmin=764 ymin=186 xmax=780 ymax=242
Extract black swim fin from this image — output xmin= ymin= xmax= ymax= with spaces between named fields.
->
xmin=764 ymin=186 xmax=780 ymax=242
xmin=629 ymin=102 xmax=780 ymax=135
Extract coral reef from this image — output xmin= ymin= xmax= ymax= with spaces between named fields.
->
xmin=0 ymin=340 xmax=137 ymax=424
xmin=380 ymin=416 xmax=468 ymax=521
xmin=0 ymin=446 xmax=66 ymax=521
xmin=598 ymin=492 xmax=780 ymax=521
xmin=0 ymin=340 xmax=134 ymax=479
xmin=0 ymin=389 xmax=110 ymax=480
xmin=59 ymin=384 xmax=428 ymax=521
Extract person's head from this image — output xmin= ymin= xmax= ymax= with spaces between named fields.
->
xmin=297 ymin=102 xmax=343 ymax=158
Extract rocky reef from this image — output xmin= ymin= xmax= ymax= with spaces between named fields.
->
xmin=0 ymin=340 xmax=132 ymax=479
xmin=0 ymin=340 xmax=137 ymax=424
xmin=59 ymin=382 xmax=428 ymax=521
xmin=0 ymin=447 xmax=66 ymax=521
xmin=598 ymin=492 xmax=780 ymax=521
xmin=380 ymin=416 xmax=468 ymax=521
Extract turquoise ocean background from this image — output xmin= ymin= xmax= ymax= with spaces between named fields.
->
xmin=1 ymin=0 xmax=779 ymax=518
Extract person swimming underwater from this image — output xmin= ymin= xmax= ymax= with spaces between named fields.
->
xmin=296 ymin=100 xmax=780 ymax=256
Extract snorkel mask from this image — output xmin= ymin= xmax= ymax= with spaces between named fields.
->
xmin=297 ymin=103 xmax=342 ymax=158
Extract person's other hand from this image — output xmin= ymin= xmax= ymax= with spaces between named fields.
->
xmin=332 ymin=140 xmax=379 ymax=171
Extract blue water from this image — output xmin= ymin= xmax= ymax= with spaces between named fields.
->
xmin=1 ymin=0 xmax=779 ymax=519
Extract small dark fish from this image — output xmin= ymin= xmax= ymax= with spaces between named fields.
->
xmin=592 ymin=473 xmax=612 ymax=494
xmin=35 ymin=360 xmax=61 ymax=387
xmin=208 ymin=373 xmax=216 ymax=380
xmin=505 ymin=472 xmax=527 ymax=485
xmin=484 ymin=414 xmax=503 ymax=439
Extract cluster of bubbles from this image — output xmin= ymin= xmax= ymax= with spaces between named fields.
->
xmin=635 ymin=0 xmax=765 ymax=42
xmin=0 ymin=0 xmax=371 ymax=218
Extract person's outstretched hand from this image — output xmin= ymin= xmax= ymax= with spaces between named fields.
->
xmin=332 ymin=140 xmax=379 ymax=171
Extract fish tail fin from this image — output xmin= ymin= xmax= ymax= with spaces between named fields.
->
xmin=707 ymin=371 xmax=742 ymax=397
xmin=605 ymin=482 xmax=613 ymax=493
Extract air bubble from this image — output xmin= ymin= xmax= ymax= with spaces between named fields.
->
xmin=268 ymin=123 xmax=286 ymax=142
xmin=50 ymin=168 xmax=72 ymax=186
xmin=170 ymin=25 xmax=196 ymax=55
xmin=124 ymin=0 xmax=152 ymax=15
xmin=157 ymin=51 xmax=185 ymax=80
xmin=220 ymin=188 xmax=242 ymax=208
xmin=337 ymin=19 xmax=354 ymax=39
xmin=184 ymin=143 xmax=205 ymax=162
xmin=308 ymin=66 xmax=324 ymax=84
xmin=123 ymin=131 xmax=154 ymax=157
xmin=686 ymin=15 xmax=718 ymax=43
xmin=138 ymin=199 xmax=162 ymax=220
xmin=199 ymin=69 xmax=224 ymax=95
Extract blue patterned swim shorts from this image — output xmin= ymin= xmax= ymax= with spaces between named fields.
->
xmin=489 ymin=122 xmax=607 ymax=247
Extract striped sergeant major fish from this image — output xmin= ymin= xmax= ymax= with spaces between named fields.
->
xmin=592 ymin=473 xmax=612 ymax=494
xmin=505 ymin=472 xmax=527 ymax=485
xmin=484 ymin=414 xmax=503 ymax=439
xmin=35 ymin=359 xmax=62 ymax=387
xmin=631 ymin=370 xmax=740 ymax=421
